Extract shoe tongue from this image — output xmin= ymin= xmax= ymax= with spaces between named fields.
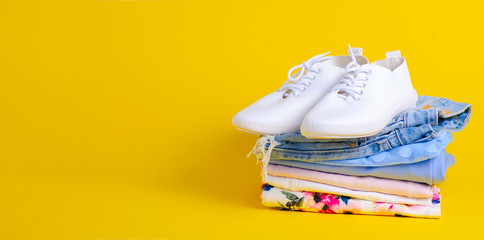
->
xmin=349 ymin=47 xmax=363 ymax=57
xmin=310 ymin=62 xmax=325 ymax=69
xmin=353 ymin=56 xmax=369 ymax=66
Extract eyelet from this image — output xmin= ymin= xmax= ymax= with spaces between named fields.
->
xmin=282 ymin=90 xmax=292 ymax=99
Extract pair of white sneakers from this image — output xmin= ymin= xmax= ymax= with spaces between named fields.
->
xmin=232 ymin=45 xmax=418 ymax=138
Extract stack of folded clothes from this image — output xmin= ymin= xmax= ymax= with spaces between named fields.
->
xmin=251 ymin=96 xmax=471 ymax=218
xmin=233 ymin=46 xmax=472 ymax=218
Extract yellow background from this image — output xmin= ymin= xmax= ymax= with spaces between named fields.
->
xmin=1 ymin=0 xmax=482 ymax=239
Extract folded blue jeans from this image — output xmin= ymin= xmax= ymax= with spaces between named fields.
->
xmin=256 ymin=130 xmax=451 ymax=169
xmin=263 ymin=96 xmax=471 ymax=161
xmin=302 ymin=131 xmax=452 ymax=167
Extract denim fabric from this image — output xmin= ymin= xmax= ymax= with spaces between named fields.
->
xmin=270 ymin=151 xmax=454 ymax=184
xmin=297 ymin=131 xmax=452 ymax=166
xmin=266 ymin=96 xmax=471 ymax=161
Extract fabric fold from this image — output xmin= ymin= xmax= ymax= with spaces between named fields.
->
xmin=267 ymin=164 xmax=432 ymax=198
xmin=261 ymin=184 xmax=441 ymax=218
xmin=270 ymin=151 xmax=454 ymax=184
xmin=268 ymin=130 xmax=452 ymax=165
xmin=266 ymin=175 xmax=432 ymax=205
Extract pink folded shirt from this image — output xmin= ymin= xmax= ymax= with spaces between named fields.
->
xmin=267 ymin=164 xmax=432 ymax=198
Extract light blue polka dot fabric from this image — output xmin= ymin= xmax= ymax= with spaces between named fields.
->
xmin=270 ymin=151 xmax=454 ymax=184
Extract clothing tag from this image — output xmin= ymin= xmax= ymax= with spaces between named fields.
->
xmin=350 ymin=47 xmax=363 ymax=56
xmin=386 ymin=50 xmax=401 ymax=59
xmin=421 ymin=104 xmax=453 ymax=115
xmin=386 ymin=50 xmax=401 ymax=70
xmin=441 ymin=109 xmax=452 ymax=115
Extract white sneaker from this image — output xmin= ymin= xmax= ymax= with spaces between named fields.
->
xmin=232 ymin=48 xmax=368 ymax=135
xmin=301 ymin=46 xmax=418 ymax=138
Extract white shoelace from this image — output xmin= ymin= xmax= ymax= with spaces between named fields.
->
xmin=279 ymin=52 xmax=332 ymax=98
xmin=332 ymin=45 xmax=371 ymax=101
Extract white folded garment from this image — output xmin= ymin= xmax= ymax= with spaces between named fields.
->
xmin=267 ymin=164 xmax=432 ymax=198
xmin=266 ymin=175 xmax=432 ymax=206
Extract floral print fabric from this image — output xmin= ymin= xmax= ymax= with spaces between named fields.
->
xmin=261 ymin=184 xmax=441 ymax=218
